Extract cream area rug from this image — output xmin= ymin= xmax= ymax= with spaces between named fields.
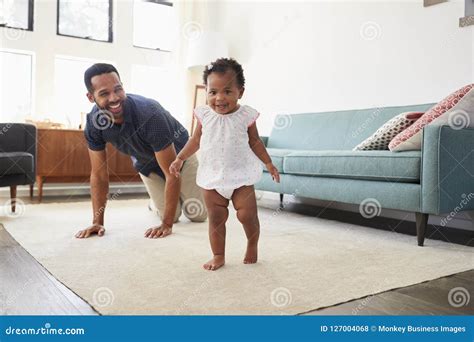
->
xmin=2 ymin=199 xmax=473 ymax=315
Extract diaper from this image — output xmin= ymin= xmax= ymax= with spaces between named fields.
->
xmin=215 ymin=188 xmax=235 ymax=200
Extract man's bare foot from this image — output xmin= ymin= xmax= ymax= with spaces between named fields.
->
xmin=243 ymin=243 xmax=258 ymax=264
xmin=203 ymin=255 xmax=225 ymax=271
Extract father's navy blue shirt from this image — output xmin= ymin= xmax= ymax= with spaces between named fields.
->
xmin=84 ymin=94 xmax=189 ymax=178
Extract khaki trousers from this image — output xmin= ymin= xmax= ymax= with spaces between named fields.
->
xmin=139 ymin=154 xmax=207 ymax=223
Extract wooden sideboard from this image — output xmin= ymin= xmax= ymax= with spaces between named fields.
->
xmin=36 ymin=128 xmax=141 ymax=202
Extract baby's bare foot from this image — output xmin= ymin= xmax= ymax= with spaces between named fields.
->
xmin=203 ymin=255 xmax=225 ymax=271
xmin=243 ymin=243 xmax=258 ymax=264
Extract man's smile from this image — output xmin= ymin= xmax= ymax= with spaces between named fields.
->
xmin=107 ymin=101 xmax=122 ymax=114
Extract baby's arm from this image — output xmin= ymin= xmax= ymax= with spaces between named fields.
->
xmin=248 ymin=123 xmax=280 ymax=183
xmin=169 ymin=123 xmax=202 ymax=177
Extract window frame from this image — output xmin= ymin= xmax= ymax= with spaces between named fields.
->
xmin=0 ymin=0 xmax=34 ymax=31
xmin=56 ymin=0 xmax=114 ymax=43
xmin=132 ymin=0 xmax=174 ymax=52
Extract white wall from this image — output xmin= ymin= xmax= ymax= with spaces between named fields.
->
xmin=215 ymin=0 xmax=473 ymax=135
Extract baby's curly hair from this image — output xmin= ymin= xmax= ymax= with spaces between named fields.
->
xmin=202 ymin=58 xmax=245 ymax=88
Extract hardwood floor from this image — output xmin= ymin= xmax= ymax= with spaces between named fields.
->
xmin=0 ymin=194 xmax=472 ymax=315
xmin=0 ymin=224 xmax=97 ymax=315
xmin=302 ymin=271 xmax=473 ymax=315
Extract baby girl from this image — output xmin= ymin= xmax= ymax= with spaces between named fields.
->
xmin=170 ymin=58 xmax=280 ymax=270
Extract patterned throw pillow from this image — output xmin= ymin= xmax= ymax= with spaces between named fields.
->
xmin=428 ymin=88 xmax=474 ymax=129
xmin=389 ymin=84 xmax=474 ymax=151
xmin=353 ymin=112 xmax=424 ymax=151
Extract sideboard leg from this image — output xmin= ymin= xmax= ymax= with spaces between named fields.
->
xmin=37 ymin=176 xmax=44 ymax=203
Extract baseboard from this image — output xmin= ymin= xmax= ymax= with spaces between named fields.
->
xmin=0 ymin=183 xmax=148 ymax=198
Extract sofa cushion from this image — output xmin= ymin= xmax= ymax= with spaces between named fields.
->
xmin=428 ymin=88 xmax=474 ymax=129
xmin=266 ymin=148 xmax=294 ymax=172
xmin=353 ymin=112 xmax=423 ymax=150
xmin=0 ymin=152 xmax=34 ymax=175
xmin=283 ymin=150 xmax=421 ymax=183
xmin=389 ymin=84 xmax=474 ymax=151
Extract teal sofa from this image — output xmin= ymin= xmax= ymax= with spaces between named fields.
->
xmin=256 ymin=104 xmax=474 ymax=246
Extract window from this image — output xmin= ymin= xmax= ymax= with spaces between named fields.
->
xmin=0 ymin=0 xmax=34 ymax=31
xmin=133 ymin=0 xmax=176 ymax=51
xmin=0 ymin=49 xmax=34 ymax=122
xmin=57 ymin=0 xmax=113 ymax=42
xmin=54 ymin=56 xmax=114 ymax=128
xmin=130 ymin=64 xmax=183 ymax=123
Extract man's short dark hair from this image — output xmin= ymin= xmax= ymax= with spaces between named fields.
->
xmin=84 ymin=63 xmax=120 ymax=93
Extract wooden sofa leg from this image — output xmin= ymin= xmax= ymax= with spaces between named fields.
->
xmin=279 ymin=194 xmax=284 ymax=207
xmin=415 ymin=213 xmax=428 ymax=247
xmin=10 ymin=185 xmax=17 ymax=213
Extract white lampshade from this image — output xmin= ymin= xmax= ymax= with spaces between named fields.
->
xmin=186 ymin=31 xmax=229 ymax=69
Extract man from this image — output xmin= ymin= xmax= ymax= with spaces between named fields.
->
xmin=75 ymin=63 xmax=207 ymax=239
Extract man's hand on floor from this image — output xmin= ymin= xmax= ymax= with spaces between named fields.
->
xmin=144 ymin=224 xmax=172 ymax=239
xmin=75 ymin=224 xmax=106 ymax=238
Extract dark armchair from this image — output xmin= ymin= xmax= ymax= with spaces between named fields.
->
xmin=0 ymin=123 xmax=37 ymax=212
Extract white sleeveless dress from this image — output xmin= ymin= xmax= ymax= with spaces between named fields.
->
xmin=194 ymin=104 xmax=263 ymax=199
